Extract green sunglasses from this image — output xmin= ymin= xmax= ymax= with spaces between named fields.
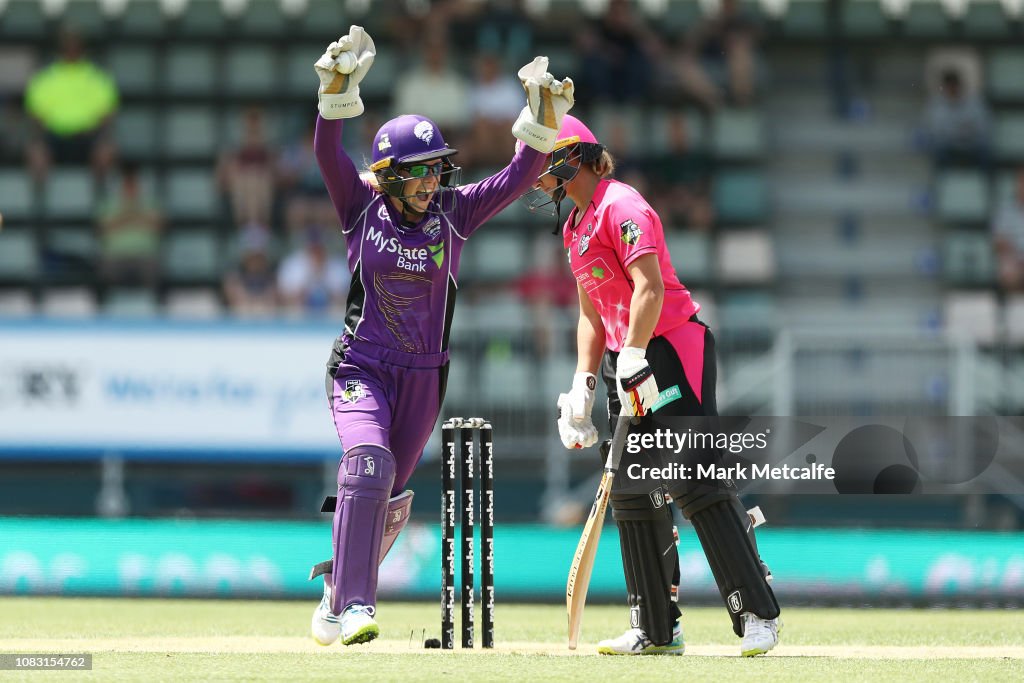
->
xmin=401 ymin=161 xmax=444 ymax=178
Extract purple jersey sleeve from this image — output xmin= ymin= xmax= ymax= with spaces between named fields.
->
xmin=451 ymin=143 xmax=546 ymax=238
xmin=314 ymin=115 xmax=377 ymax=232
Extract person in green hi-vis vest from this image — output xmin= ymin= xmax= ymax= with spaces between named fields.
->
xmin=25 ymin=26 xmax=119 ymax=183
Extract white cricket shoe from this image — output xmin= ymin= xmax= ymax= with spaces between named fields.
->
xmin=340 ymin=603 xmax=380 ymax=646
xmin=311 ymin=584 xmax=340 ymax=646
xmin=597 ymin=622 xmax=684 ymax=656
xmin=740 ymin=612 xmax=781 ymax=656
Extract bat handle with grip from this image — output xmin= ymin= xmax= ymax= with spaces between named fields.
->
xmin=604 ymin=409 xmax=634 ymax=473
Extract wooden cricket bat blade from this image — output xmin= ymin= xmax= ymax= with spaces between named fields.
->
xmin=566 ymin=470 xmax=612 ymax=649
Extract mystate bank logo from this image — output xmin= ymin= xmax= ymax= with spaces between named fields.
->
xmin=366 ymin=226 xmax=444 ymax=272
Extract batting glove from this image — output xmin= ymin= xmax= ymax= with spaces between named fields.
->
xmin=511 ymin=56 xmax=575 ymax=153
xmin=616 ymin=347 xmax=659 ymax=418
xmin=315 ymin=25 xmax=376 ymax=119
xmin=557 ymin=394 xmax=599 ymax=450
xmin=556 ymin=372 xmax=598 ymax=450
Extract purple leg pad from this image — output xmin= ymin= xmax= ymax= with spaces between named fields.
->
xmin=331 ymin=445 xmax=396 ymax=615
xmin=379 ymin=490 xmax=414 ymax=564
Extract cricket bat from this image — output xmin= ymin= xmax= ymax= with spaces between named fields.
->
xmin=566 ymin=411 xmax=631 ymax=650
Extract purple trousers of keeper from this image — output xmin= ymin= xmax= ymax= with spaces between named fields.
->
xmin=323 ymin=334 xmax=448 ymax=616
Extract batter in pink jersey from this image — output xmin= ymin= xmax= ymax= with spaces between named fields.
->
xmin=564 ymin=178 xmax=698 ymax=351
xmin=525 ymin=115 xmax=781 ymax=657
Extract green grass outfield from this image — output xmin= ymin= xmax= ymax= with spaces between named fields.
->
xmin=0 ymin=598 xmax=1021 ymax=681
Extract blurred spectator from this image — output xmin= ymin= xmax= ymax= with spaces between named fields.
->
xmin=278 ymin=120 xmax=336 ymax=234
xmin=223 ymin=223 xmax=278 ymax=317
xmin=465 ymin=52 xmax=523 ymax=166
xmin=384 ymin=0 xmax=464 ymax=56
xmin=24 ymin=27 xmax=118 ymax=183
xmin=922 ymin=67 xmax=991 ymax=169
xmin=924 ymin=48 xmax=983 ymax=100
xmin=217 ymin=108 xmax=277 ymax=226
xmin=993 ymin=168 xmax=1024 ymax=292
xmin=95 ymin=162 xmax=163 ymax=287
xmin=473 ymin=0 xmax=533 ymax=66
xmin=575 ymin=0 xmax=659 ymax=105
xmin=647 ymin=113 xmax=714 ymax=231
xmin=277 ymin=226 xmax=350 ymax=317
xmin=677 ymin=0 xmax=759 ymax=109
xmin=513 ymin=236 xmax=576 ymax=358
xmin=392 ymin=35 xmax=470 ymax=132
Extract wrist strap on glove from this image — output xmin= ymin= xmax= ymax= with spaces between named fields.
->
xmin=512 ymin=106 xmax=557 ymax=153
xmin=319 ymin=88 xmax=364 ymax=119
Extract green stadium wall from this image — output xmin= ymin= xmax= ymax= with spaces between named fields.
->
xmin=0 ymin=518 xmax=1021 ymax=602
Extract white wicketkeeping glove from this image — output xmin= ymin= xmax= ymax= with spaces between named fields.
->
xmin=314 ymin=25 xmax=376 ymax=119
xmin=511 ymin=56 xmax=575 ymax=153
xmin=556 ymin=372 xmax=598 ymax=450
xmin=616 ymin=347 xmax=659 ymax=418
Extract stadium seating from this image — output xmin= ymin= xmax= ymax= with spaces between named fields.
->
xmin=988 ymin=49 xmax=1024 ymax=102
xmin=225 ymin=46 xmax=279 ymax=96
xmin=165 ymin=288 xmax=224 ymax=319
xmin=0 ymin=0 xmax=47 ymax=38
xmin=935 ymin=171 xmax=989 ymax=224
xmin=165 ymin=170 xmax=219 ymax=220
xmin=0 ymin=289 xmax=34 ymax=316
xmin=481 ymin=352 xmax=533 ymax=403
xmin=714 ymin=170 xmax=768 ymax=224
xmin=943 ymin=232 xmax=995 ymax=287
xmin=994 ymin=113 xmax=1024 ymax=162
xmin=719 ymin=291 xmax=778 ymax=334
xmin=297 ymin=0 xmax=348 ymax=38
xmin=459 ymin=232 xmax=529 ymax=283
xmin=717 ymin=230 xmax=776 ymax=284
xmin=166 ymin=46 xmax=218 ymax=95
xmin=840 ymin=0 xmax=890 ymax=39
xmin=945 ymin=290 xmax=999 ymax=345
xmin=103 ymin=288 xmax=160 ymax=317
xmin=286 ymin=44 xmax=327 ymax=96
xmin=237 ymin=0 xmax=289 ymax=36
xmin=44 ymin=226 xmax=98 ymax=277
xmin=61 ymin=0 xmax=107 ymax=39
xmin=116 ymin=0 xmax=166 ymax=37
xmin=902 ymin=0 xmax=950 ymax=38
xmin=3 ymin=0 xmax=1018 ymax=376
xmin=42 ymin=170 xmax=94 ymax=221
xmin=104 ymin=46 xmax=157 ymax=96
xmin=0 ymin=170 xmax=35 ymax=220
xmin=640 ymin=0 xmax=702 ymax=33
xmin=165 ymin=108 xmax=220 ymax=160
xmin=780 ymin=0 xmax=828 ymax=38
xmin=161 ymin=231 xmax=222 ymax=283
xmin=40 ymin=287 xmax=98 ymax=317
xmin=711 ymin=109 xmax=766 ymax=160
xmin=176 ymin=0 xmax=228 ymax=37
xmin=963 ymin=0 xmax=1012 ymax=39
xmin=667 ymin=232 xmax=712 ymax=286
xmin=114 ymin=107 xmax=159 ymax=159
xmin=1004 ymin=295 xmax=1024 ymax=344
xmin=0 ymin=230 xmax=40 ymax=281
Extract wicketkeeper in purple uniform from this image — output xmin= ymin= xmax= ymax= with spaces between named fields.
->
xmin=306 ymin=26 xmax=576 ymax=646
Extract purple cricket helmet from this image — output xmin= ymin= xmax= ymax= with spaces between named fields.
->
xmin=371 ymin=114 xmax=457 ymax=167
xmin=369 ymin=114 xmax=462 ymax=215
